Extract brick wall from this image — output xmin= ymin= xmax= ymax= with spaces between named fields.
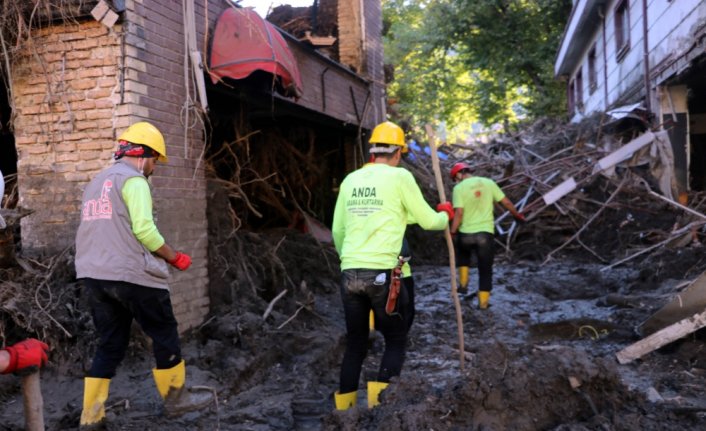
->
xmin=337 ymin=0 xmax=385 ymax=125
xmin=338 ymin=0 xmax=363 ymax=73
xmin=13 ymin=21 xmax=121 ymax=252
xmin=362 ymin=0 xmax=386 ymax=124
xmin=123 ymin=0 xmax=210 ymax=331
xmin=13 ymin=0 xmax=212 ymax=332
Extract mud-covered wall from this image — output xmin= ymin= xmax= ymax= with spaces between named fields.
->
xmin=12 ymin=21 xmax=121 ymax=252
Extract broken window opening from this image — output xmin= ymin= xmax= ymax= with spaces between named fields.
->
xmin=614 ymin=0 xmax=630 ymax=61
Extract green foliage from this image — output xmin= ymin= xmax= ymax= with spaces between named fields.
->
xmin=383 ymin=0 xmax=572 ymax=134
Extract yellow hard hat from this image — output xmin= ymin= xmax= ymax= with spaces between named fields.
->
xmin=369 ymin=121 xmax=407 ymax=153
xmin=118 ymin=122 xmax=167 ymax=162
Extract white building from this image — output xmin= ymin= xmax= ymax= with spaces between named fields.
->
xmin=555 ymin=0 xmax=706 ymax=193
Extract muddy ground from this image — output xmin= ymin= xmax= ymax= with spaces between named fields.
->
xmin=2 ymin=230 xmax=706 ymax=430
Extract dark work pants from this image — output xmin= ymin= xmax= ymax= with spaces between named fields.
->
xmin=455 ymin=232 xmax=495 ymax=292
xmin=339 ymin=269 xmax=408 ymax=393
xmin=84 ymin=278 xmax=182 ymax=378
xmin=403 ymin=276 xmax=415 ymax=330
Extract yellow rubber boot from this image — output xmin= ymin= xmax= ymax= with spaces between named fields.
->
xmin=478 ymin=291 xmax=490 ymax=309
xmin=334 ymin=390 xmax=357 ymax=410
xmin=153 ymin=360 xmax=214 ymax=417
xmin=369 ymin=310 xmax=375 ymax=331
xmin=367 ymin=381 xmax=389 ymax=408
xmin=80 ymin=377 xmax=110 ymax=429
xmin=459 ymin=266 xmax=469 ymax=293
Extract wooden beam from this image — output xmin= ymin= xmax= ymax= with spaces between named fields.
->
xmin=542 ymin=177 xmax=577 ymax=205
xmin=616 ymin=310 xmax=706 ymax=364
xmin=595 ymin=131 xmax=655 ymax=172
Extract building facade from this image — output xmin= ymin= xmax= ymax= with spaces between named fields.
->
xmin=5 ymin=0 xmax=385 ymax=331
xmin=555 ymin=0 xmax=706 ymax=193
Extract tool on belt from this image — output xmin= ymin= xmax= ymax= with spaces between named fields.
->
xmin=385 ymin=255 xmax=410 ymax=315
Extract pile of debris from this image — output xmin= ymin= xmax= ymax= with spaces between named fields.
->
xmin=403 ymin=115 xmax=706 ymax=269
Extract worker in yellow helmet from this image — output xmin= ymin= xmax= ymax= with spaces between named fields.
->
xmin=449 ymin=162 xmax=525 ymax=309
xmin=75 ymin=122 xmax=213 ymax=428
xmin=332 ymin=121 xmax=454 ymax=410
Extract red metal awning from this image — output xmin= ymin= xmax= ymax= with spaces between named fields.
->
xmin=209 ymin=7 xmax=303 ymax=98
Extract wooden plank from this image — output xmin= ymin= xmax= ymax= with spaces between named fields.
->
xmin=616 ymin=310 xmax=706 ymax=364
xmin=596 ymin=131 xmax=655 ymax=171
xmin=542 ymin=177 xmax=577 ymax=205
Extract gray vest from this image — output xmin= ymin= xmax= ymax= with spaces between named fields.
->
xmin=75 ymin=160 xmax=170 ymax=290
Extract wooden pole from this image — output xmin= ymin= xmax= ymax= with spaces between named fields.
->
xmin=21 ymin=371 xmax=45 ymax=431
xmin=425 ymin=124 xmax=465 ymax=370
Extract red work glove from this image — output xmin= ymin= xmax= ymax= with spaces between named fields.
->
xmin=436 ymin=202 xmax=454 ymax=221
xmin=168 ymin=251 xmax=192 ymax=271
xmin=2 ymin=339 xmax=49 ymax=374
xmin=513 ymin=212 xmax=527 ymax=223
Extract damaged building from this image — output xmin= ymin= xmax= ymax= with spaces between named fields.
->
xmin=554 ymin=0 xmax=706 ymax=199
xmin=0 ymin=0 xmax=385 ymax=330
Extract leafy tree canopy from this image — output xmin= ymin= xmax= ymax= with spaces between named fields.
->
xmin=383 ymin=0 xmax=572 ymax=140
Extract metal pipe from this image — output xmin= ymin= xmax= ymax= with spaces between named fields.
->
xmin=320 ymin=67 xmax=331 ymax=111
xmin=599 ymin=6 xmax=608 ymax=110
xmin=642 ymin=0 xmax=652 ymax=116
xmin=349 ymin=86 xmax=360 ymax=122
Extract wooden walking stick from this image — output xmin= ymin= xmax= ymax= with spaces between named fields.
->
xmin=22 ymin=371 xmax=45 ymax=431
xmin=425 ymin=124 xmax=465 ymax=370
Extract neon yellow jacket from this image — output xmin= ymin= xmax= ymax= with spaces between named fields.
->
xmin=122 ymin=177 xmax=165 ymax=251
xmin=452 ymin=176 xmax=505 ymax=234
xmin=332 ymin=163 xmax=447 ymax=270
